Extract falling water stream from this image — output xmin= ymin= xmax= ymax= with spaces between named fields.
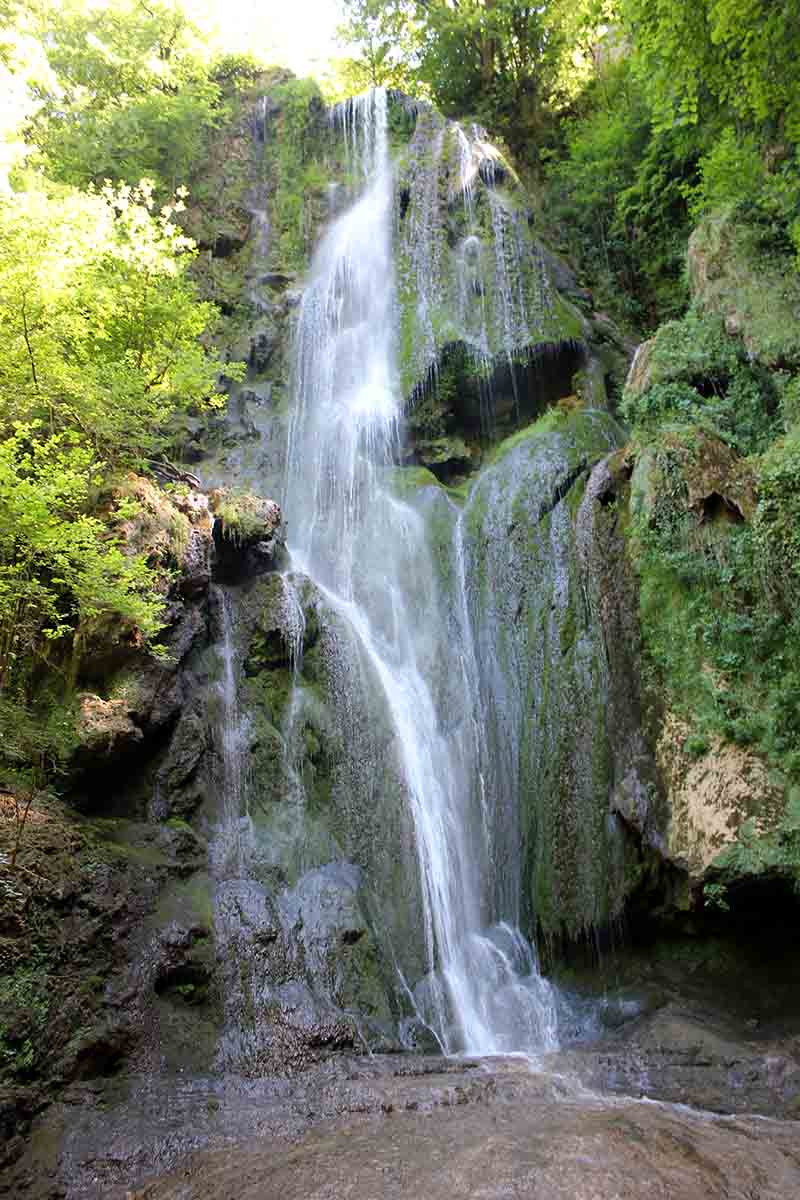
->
xmin=283 ymin=89 xmax=558 ymax=1056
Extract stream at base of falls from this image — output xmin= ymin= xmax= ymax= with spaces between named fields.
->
xmin=50 ymin=1050 xmax=800 ymax=1200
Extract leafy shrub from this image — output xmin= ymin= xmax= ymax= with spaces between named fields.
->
xmin=631 ymin=437 xmax=800 ymax=780
xmin=622 ymin=313 xmax=778 ymax=452
xmin=684 ymin=128 xmax=767 ymax=221
xmin=545 ymin=60 xmax=694 ymax=328
xmin=753 ymin=428 xmax=800 ymax=609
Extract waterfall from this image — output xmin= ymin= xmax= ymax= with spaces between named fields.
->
xmin=283 ymin=88 xmax=558 ymax=1057
xmin=210 ymin=589 xmax=252 ymax=880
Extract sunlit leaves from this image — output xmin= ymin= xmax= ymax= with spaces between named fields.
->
xmin=0 ymin=424 xmax=165 ymax=693
xmin=0 ymin=180 xmax=232 ymax=464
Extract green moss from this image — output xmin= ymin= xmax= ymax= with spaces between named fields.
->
xmin=152 ymin=873 xmax=215 ymax=932
xmin=261 ymin=78 xmax=344 ymax=272
xmin=83 ymin=819 xmax=171 ymax=868
xmin=627 ymin=427 xmax=800 ymax=784
xmin=213 ymin=492 xmax=270 ymax=543
xmin=689 ymin=208 xmax=800 ymax=368
xmin=166 ymin=817 xmax=193 ymax=833
xmin=384 ymin=465 xmax=445 ymax=497
xmin=707 ymin=789 xmax=800 ymax=896
xmin=559 ymin=598 xmax=577 ymax=655
xmin=486 ymin=407 xmax=563 ymax=464
xmin=546 ymin=293 xmax=584 ymax=342
xmin=243 ymin=665 xmax=294 ymax=729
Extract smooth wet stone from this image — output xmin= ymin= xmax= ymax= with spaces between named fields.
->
xmin=8 ymin=1053 xmax=800 ymax=1199
xmin=129 ymin=1061 xmax=800 ymax=1200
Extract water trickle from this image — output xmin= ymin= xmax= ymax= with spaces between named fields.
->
xmin=283 ymin=88 xmax=558 ymax=1057
xmin=398 ymin=108 xmax=447 ymax=399
xmin=210 ymin=588 xmax=252 ymax=881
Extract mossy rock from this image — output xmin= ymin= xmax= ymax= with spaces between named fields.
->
xmin=688 ymin=208 xmax=800 ymax=367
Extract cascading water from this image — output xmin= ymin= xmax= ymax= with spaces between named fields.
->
xmin=283 ymin=88 xmax=558 ymax=1056
xmin=210 ymin=589 xmax=253 ymax=880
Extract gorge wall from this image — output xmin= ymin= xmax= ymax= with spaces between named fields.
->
xmin=2 ymin=73 xmax=799 ymax=1196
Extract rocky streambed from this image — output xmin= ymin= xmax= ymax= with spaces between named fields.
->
xmin=7 ymin=968 xmax=800 ymax=1200
xmin=124 ymin=1057 xmax=800 ymax=1200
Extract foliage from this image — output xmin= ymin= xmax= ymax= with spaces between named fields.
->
xmin=541 ymin=0 xmax=800 ymax=329
xmin=0 ymin=180 xmax=235 ymax=466
xmin=264 ymin=78 xmax=334 ymax=270
xmin=0 ymin=695 xmax=77 ymax=867
xmin=621 ymin=0 xmax=800 ymax=139
xmin=339 ymin=0 xmax=607 ymax=158
xmin=684 ymin=128 xmax=766 ymax=222
xmin=209 ymin=52 xmax=267 ymax=90
xmin=630 ymin=435 xmax=800 ymax=783
xmin=544 ymin=58 xmax=697 ymax=328
xmin=752 ymin=428 xmax=800 ymax=612
xmin=414 ymin=0 xmax=565 ymax=153
xmin=0 ymin=426 xmax=166 ymax=689
xmin=0 ymin=425 xmax=168 ymax=860
xmin=335 ymin=0 xmax=417 ymax=94
xmin=0 ymin=959 xmax=50 ymax=1078
xmin=621 ymin=312 xmax=779 ymax=453
xmin=0 ymin=0 xmax=57 ymax=191
xmin=20 ymin=0 xmax=221 ymax=195
xmin=0 ymin=1 xmax=256 ymax=808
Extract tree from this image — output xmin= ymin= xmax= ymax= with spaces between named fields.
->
xmin=336 ymin=0 xmax=417 ymax=93
xmin=0 ymin=179 xmax=235 ymax=466
xmin=15 ymin=0 xmax=221 ymax=193
xmin=415 ymin=0 xmax=565 ymax=151
xmin=339 ymin=0 xmax=608 ymax=158
xmin=0 ymin=425 xmax=165 ymax=695
xmin=0 ymin=0 xmax=56 ymax=191
xmin=621 ymin=0 xmax=800 ymax=138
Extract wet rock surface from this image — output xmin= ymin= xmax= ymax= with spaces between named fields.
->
xmin=5 ymin=927 xmax=799 ymax=1200
xmin=14 ymin=1055 xmax=796 ymax=1200
xmin=134 ymin=1092 xmax=800 ymax=1200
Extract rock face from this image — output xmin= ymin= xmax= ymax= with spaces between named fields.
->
xmin=75 ymin=695 xmax=144 ymax=763
xmin=0 ymin=476 xmax=291 ymax=1182
xmin=208 ymin=489 xmax=287 ymax=581
xmin=108 ymin=1061 xmax=800 ymax=1200
xmin=688 ymin=209 xmax=800 ymax=366
xmin=226 ymin=570 xmax=427 ymax=1019
xmin=622 ymin=427 xmax=793 ymax=898
xmin=657 ymin=713 xmax=787 ymax=879
xmin=451 ymin=408 xmax=663 ymax=945
xmin=631 ymin=427 xmax=756 ymax=525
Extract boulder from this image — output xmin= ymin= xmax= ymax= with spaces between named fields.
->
xmin=75 ymin=695 xmax=143 ymax=766
xmin=209 ymin=489 xmax=287 ymax=580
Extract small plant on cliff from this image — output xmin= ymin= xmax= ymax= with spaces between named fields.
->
xmin=752 ymin=428 xmax=800 ymax=612
xmin=212 ymin=492 xmax=276 ymax=545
